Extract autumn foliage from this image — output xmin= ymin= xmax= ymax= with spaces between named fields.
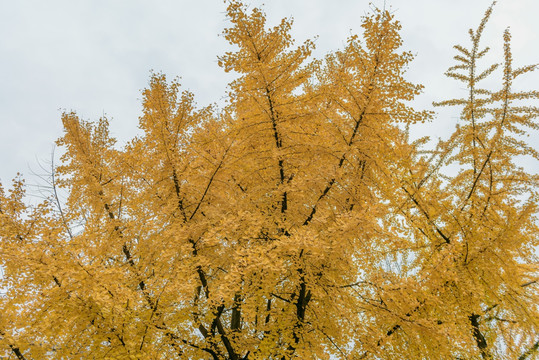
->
xmin=1 ymin=2 xmax=538 ymax=359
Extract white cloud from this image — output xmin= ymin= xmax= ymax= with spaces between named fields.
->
xmin=0 ymin=0 xmax=537 ymax=185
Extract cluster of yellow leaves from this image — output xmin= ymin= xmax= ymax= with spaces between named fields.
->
xmin=0 ymin=1 xmax=537 ymax=359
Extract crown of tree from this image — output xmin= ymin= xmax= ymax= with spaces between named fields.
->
xmin=0 ymin=1 xmax=538 ymax=359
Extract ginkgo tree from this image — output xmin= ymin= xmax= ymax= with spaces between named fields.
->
xmin=0 ymin=1 xmax=538 ymax=359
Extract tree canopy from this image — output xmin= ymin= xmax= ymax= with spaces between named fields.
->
xmin=0 ymin=2 xmax=538 ymax=359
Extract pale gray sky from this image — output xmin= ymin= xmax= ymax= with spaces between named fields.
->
xmin=1 ymin=0 xmax=538 ymax=187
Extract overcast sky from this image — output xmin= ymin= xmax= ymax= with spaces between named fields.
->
xmin=1 ymin=0 xmax=538 ymax=189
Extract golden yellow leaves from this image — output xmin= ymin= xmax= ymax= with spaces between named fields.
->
xmin=0 ymin=2 xmax=538 ymax=360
